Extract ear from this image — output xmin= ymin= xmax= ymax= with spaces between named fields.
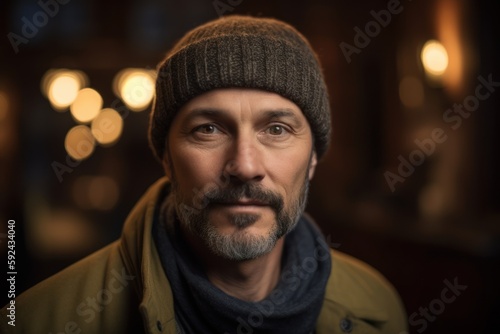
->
xmin=308 ymin=151 xmax=317 ymax=180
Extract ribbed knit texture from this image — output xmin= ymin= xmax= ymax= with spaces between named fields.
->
xmin=149 ymin=15 xmax=331 ymax=161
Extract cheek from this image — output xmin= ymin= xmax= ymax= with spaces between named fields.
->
xmin=170 ymin=146 xmax=225 ymax=198
xmin=267 ymin=150 xmax=311 ymax=197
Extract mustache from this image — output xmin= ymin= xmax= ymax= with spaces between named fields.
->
xmin=203 ymin=183 xmax=284 ymax=213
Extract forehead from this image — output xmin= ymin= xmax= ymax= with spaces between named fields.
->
xmin=174 ymin=88 xmax=307 ymax=123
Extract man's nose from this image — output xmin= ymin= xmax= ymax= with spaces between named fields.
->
xmin=224 ymin=138 xmax=265 ymax=183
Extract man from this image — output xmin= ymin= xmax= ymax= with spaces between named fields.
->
xmin=1 ymin=15 xmax=407 ymax=333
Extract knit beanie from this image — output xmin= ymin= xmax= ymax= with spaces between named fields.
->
xmin=149 ymin=15 xmax=331 ymax=161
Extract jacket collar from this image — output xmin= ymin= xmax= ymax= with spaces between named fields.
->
xmin=118 ymin=177 xmax=177 ymax=333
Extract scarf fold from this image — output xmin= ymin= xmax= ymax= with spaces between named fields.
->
xmin=153 ymin=200 xmax=331 ymax=334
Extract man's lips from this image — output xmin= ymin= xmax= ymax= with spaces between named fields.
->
xmin=212 ymin=199 xmax=269 ymax=206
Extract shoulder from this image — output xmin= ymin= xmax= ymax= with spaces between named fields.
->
xmin=0 ymin=241 xmax=140 ymax=334
xmin=317 ymin=250 xmax=408 ymax=334
xmin=329 ymin=250 xmax=401 ymax=305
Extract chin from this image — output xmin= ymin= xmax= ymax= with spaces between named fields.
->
xmin=204 ymin=219 xmax=280 ymax=261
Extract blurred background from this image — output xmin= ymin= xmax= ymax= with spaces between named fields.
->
xmin=1 ymin=0 xmax=499 ymax=332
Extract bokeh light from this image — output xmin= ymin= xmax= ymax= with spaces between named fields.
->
xmin=421 ymin=40 xmax=449 ymax=77
xmin=70 ymin=88 xmax=103 ymax=123
xmin=64 ymin=125 xmax=96 ymax=160
xmin=89 ymin=176 xmax=120 ymax=210
xmin=72 ymin=175 xmax=120 ymax=210
xmin=91 ymin=108 xmax=123 ymax=146
xmin=41 ymin=69 xmax=88 ymax=110
xmin=113 ymin=68 xmax=156 ymax=111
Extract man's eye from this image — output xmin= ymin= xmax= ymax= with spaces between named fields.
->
xmin=194 ymin=124 xmax=218 ymax=134
xmin=268 ymin=125 xmax=286 ymax=135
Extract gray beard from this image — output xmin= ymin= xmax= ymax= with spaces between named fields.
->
xmin=170 ymin=176 xmax=310 ymax=261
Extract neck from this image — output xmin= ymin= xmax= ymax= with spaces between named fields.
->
xmin=183 ymin=228 xmax=285 ymax=302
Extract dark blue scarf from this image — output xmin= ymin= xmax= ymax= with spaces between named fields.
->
xmin=153 ymin=200 xmax=331 ymax=334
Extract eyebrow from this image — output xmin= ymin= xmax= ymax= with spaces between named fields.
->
xmin=183 ymin=108 xmax=226 ymax=121
xmin=264 ymin=109 xmax=299 ymax=119
xmin=183 ymin=108 xmax=303 ymax=126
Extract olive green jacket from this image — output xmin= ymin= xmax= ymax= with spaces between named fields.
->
xmin=1 ymin=178 xmax=408 ymax=334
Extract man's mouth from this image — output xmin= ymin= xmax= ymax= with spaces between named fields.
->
xmin=214 ymin=199 xmax=269 ymax=207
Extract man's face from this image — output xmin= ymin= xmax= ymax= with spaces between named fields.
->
xmin=164 ymin=88 xmax=317 ymax=261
